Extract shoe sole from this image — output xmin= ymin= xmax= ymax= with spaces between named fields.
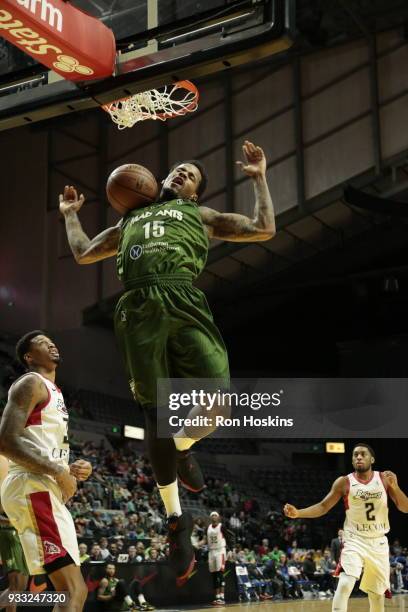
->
xmin=178 ymin=474 xmax=206 ymax=493
xmin=176 ymin=554 xmax=196 ymax=587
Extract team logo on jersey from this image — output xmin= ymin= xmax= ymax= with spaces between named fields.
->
xmin=130 ymin=245 xmax=143 ymax=260
xmin=56 ymin=397 xmax=68 ymax=415
xmin=43 ymin=540 xmax=61 ymax=556
xmin=353 ymin=489 xmax=383 ymax=501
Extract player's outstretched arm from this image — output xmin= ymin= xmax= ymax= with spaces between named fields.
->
xmin=0 ymin=376 xmax=77 ymax=502
xmin=199 ymin=141 xmax=276 ymax=242
xmin=59 ymin=185 xmax=121 ymax=264
xmin=283 ymin=476 xmax=346 ymax=519
xmin=382 ymin=471 xmax=408 ymax=513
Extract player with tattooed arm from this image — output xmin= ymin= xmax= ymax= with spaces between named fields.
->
xmin=0 ymin=331 xmax=93 ymax=612
xmin=60 ymin=141 xmax=276 ymax=586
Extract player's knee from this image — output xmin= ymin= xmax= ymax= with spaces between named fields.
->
xmin=333 ymin=572 xmax=356 ymax=606
xmin=210 ymin=401 xmax=231 ymax=421
xmin=76 ymin=580 xmax=88 ymax=605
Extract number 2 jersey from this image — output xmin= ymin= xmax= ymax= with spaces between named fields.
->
xmin=7 ymin=372 xmax=70 ymax=476
xmin=116 ymin=198 xmax=209 ymax=286
xmin=343 ymin=471 xmax=389 ymax=538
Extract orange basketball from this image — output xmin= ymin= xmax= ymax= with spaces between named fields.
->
xmin=106 ymin=164 xmax=158 ymax=215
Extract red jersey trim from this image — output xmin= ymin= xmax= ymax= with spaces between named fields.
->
xmin=26 ymin=385 xmax=51 ymax=427
xmin=379 ymin=472 xmax=389 ymax=499
xmin=352 ymin=471 xmax=375 ymax=485
xmin=343 ymin=475 xmax=350 ymax=510
xmin=29 ymin=491 xmax=67 ymax=566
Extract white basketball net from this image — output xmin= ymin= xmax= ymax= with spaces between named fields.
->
xmin=103 ymin=82 xmax=199 ymax=130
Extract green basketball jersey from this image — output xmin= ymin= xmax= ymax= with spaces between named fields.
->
xmin=116 ymin=198 xmax=209 ymax=283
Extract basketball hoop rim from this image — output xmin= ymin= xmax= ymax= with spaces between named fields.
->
xmin=101 ymin=80 xmax=199 ymax=120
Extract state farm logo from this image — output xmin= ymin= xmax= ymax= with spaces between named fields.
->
xmin=0 ymin=8 xmax=94 ymax=75
xmin=16 ymin=0 xmax=63 ymax=32
xmin=53 ymin=54 xmax=93 ymax=75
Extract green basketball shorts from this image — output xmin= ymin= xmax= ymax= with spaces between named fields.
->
xmin=0 ymin=526 xmax=28 ymax=575
xmin=114 ymin=274 xmax=230 ymax=409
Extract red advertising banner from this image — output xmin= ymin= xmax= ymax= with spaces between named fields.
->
xmin=0 ymin=0 xmax=116 ymax=81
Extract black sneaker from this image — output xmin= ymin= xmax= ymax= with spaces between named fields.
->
xmin=166 ymin=512 xmax=195 ymax=587
xmin=176 ymin=450 xmax=205 ymax=493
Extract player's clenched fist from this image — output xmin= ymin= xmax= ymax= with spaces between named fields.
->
xmin=382 ymin=471 xmax=398 ymax=490
xmin=283 ymin=503 xmax=299 ymax=519
xmin=69 ymin=460 xmax=93 ymax=481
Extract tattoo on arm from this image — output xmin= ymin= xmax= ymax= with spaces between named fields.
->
xmin=253 ymin=174 xmax=276 ymax=235
xmin=199 ymin=176 xmax=276 ymax=243
xmin=0 ymin=376 xmax=63 ymax=477
xmin=64 ymin=212 xmax=120 ymax=264
xmin=200 ymin=207 xmax=273 ymax=242
xmin=63 ymin=211 xmax=91 ymax=262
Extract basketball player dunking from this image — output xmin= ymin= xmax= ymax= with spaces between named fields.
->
xmin=59 ymin=141 xmax=275 ymax=585
xmin=284 ymin=443 xmax=408 ymax=612
xmin=207 ymin=512 xmax=228 ymax=606
xmin=0 ymin=331 xmax=93 ymax=611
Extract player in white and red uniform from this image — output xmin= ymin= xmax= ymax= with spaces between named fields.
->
xmin=284 ymin=444 xmax=408 ymax=612
xmin=0 ymin=331 xmax=92 ymax=612
xmin=207 ymin=511 xmax=227 ymax=606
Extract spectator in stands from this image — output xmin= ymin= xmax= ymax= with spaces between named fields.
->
xmin=262 ymin=558 xmax=284 ymax=599
xmin=302 ymin=551 xmax=316 ymax=581
xmin=229 ymin=512 xmax=241 ymax=533
xmin=109 ymin=542 xmax=119 ymax=561
xmin=100 ymin=537 xmax=112 ymax=560
xmin=392 ymin=539 xmax=403 ymax=557
xmin=330 ymin=529 xmax=344 ymax=564
xmin=259 ymin=538 xmax=269 ymax=557
xmin=277 ymin=554 xmax=303 ymax=599
xmin=90 ymin=544 xmax=104 ymax=562
xmin=247 ymin=564 xmax=273 ymax=600
xmin=146 ymin=549 xmax=161 ymax=562
xmin=127 ymin=545 xmax=139 ymax=564
xmin=134 ymin=525 xmax=146 ymax=540
xmin=79 ymin=543 xmax=90 ymax=564
xmin=270 ymin=545 xmax=285 ymax=564
xmin=135 ymin=542 xmax=145 ymax=562
xmin=319 ymin=549 xmax=335 ymax=594
xmin=89 ymin=510 xmax=107 ymax=537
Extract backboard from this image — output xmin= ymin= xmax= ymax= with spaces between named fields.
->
xmin=0 ymin=0 xmax=295 ymax=130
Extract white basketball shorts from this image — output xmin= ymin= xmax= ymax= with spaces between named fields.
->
xmin=1 ymin=471 xmax=80 ymax=575
xmin=338 ymin=531 xmax=390 ymax=595
xmin=209 ymin=548 xmax=226 ymax=573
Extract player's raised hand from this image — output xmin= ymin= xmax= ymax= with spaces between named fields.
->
xmin=236 ymin=140 xmax=266 ymax=178
xmin=59 ymin=185 xmax=85 ymax=216
xmin=283 ymin=503 xmax=299 ymax=519
xmin=55 ymin=468 xmax=77 ymax=503
xmin=69 ymin=459 xmax=93 ymax=481
xmin=382 ymin=470 xmax=398 ymax=490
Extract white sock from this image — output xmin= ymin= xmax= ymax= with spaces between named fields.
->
xmin=332 ymin=574 xmax=356 ymax=612
xmin=158 ymin=479 xmax=182 ymax=517
xmin=173 ymin=427 xmax=196 ymax=451
xmin=125 ymin=596 xmax=134 ymax=606
xmin=368 ymin=592 xmax=384 ymax=612
xmin=138 ymin=595 xmax=146 ymax=605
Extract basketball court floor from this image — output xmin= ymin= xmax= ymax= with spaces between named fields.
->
xmin=168 ymin=596 xmax=408 ymax=611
